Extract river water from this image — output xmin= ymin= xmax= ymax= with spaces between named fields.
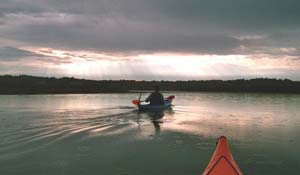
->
xmin=0 ymin=93 xmax=299 ymax=175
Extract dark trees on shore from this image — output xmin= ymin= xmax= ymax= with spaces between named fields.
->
xmin=0 ymin=75 xmax=299 ymax=94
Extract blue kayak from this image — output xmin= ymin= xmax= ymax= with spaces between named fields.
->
xmin=132 ymin=95 xmax=175 ymax=111
xmin=138 ymin=99 xmax=172 ymax=111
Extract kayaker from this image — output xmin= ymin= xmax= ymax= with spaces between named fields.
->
xmin=145 ymin=86 xmax=164 ymax=105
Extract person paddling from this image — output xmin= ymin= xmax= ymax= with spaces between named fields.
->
xmin=145 ymin=86 xmax=164 ymax=105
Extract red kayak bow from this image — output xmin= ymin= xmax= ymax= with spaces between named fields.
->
xmin=202 ymin=136 xmax=243 ymax=175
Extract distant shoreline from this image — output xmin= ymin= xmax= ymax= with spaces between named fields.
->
xmin=1 ymin=75 xmax=300 ymax=94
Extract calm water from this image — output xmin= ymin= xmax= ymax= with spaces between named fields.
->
xmin=0 ymin=93 xmax=299 ymax=175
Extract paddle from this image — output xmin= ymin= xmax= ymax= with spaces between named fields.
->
xmin=167 ymin=95 xmax=175 ymax=101
xmin=132 ymin=93 xmax=143 ymax=105
xmin=132 ymin=99 xmax=144 ymax=105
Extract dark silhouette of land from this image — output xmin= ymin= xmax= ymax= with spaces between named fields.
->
xmin=0 ymin=75 xmax=299 ymax=94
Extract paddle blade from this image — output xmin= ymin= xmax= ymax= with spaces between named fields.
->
xmin=167 ymin=95 xmax=175 ymax=101
xmin=132 ymin=99 xmax=141 ymax=105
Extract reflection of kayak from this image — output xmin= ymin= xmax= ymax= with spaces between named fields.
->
xmin=138 ymin=99 xmax=172 ymax=111
xmin=202 ymin=136 xmax=243 ymax=175
xmin=133 ymin=95 xmax=175 ymax=111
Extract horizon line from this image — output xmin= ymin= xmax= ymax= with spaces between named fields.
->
xmin=1 ymin=74 xmax=298 ymax=82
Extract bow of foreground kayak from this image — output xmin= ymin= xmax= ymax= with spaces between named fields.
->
xmin=202 ymin=136 xmax=243 ymax=175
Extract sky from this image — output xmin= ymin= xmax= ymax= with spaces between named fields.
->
xmin=0 ymin=0 xmax=300 ymax=80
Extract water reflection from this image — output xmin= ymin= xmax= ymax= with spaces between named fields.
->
xmin=136 ymin=109 xmax=175 ymax=138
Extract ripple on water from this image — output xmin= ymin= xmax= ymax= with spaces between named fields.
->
xmin=0 ymin=108 xmax=139 ymax=161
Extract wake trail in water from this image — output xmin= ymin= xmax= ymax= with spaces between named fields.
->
xmin=0 ymin=105 xmax=140 ymax=161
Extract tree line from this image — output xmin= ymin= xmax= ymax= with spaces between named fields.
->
xmin=0 ymin=75 xmax=299 ymax=94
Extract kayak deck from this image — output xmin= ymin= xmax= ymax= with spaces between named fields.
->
xmin=202 ymin=136 xmax=243 ymax=175
xmin=138 ymin=99 xmax=171 ymax=111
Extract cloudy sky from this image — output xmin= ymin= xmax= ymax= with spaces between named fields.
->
xmin=0 ymin=0 xmax=300 ymax=80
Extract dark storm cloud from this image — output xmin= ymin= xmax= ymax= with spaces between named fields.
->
xmin=11 ymin=0 xmax=300 ymax=27
xmin=2 ymin=0 xmax=299 ymax=27
xmin=0 ymin=1 xmax=45 ymax=16
xmin=0 ymin=46 xmax=74 ymax=64
xmin=0 ymin=0 xmax=300 ymax=55
xmin=4 ymin=22 xmax=241 ymax=54
xmin=0 ymin=46 xmax=41 ymax=61
xmin=147 ymin=0 xmax=300 ymax=29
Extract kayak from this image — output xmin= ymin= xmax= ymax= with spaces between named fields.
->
xmin=202 ymin=136 xmax=243 ymax=175
xmin=132 ymin=95 xmax=175 ymax=112
xmin=138 ymin=99 xmax=172 ymax=111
